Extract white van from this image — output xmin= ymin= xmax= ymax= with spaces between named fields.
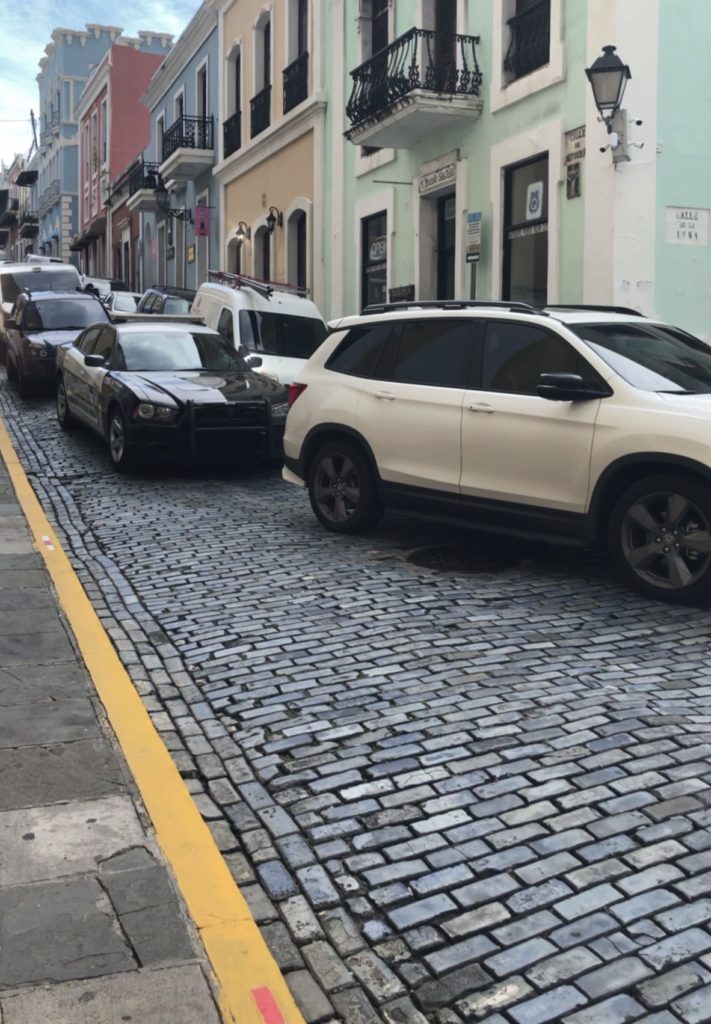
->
xmin=191 ymin=272 xmax=327 ymax=385
xmin=0 ymin=261 xmax=82 ymax=363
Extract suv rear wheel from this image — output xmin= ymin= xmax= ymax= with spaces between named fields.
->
xmin=610 ymin=473 xmax=711 ymax=603
xmin=307 ymin=440 xmax=383 ymax=534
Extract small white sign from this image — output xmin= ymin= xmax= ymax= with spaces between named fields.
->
xmin=526 ymin=181 xmax=544 ymax=221
xmin=666 ymin=206 xmax=709 ymax=246
xmin=419 ymin=163 xmax=456 ymax=196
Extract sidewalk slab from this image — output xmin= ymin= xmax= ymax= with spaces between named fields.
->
xmin=0 ymin=964 xmax=221 ymax=1024
xmin=0 ymin=696 xmax=98 ymax=747
xmin=0 ymin=739 xmax=126 ymax=811
xmin=0 ymin=663 xmax=87 ymax=705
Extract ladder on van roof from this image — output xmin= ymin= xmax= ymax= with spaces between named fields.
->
xmin=207 ymin=270 xmax=310 ymax=300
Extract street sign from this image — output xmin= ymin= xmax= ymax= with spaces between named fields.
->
xmin=466 ymin=211 xmax=482 ymax=264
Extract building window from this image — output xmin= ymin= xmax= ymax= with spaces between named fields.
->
xmin=175 ymin=92 xmax=184 ymax=121
xmin=156 ymin=114 xmax=165 ymax=161
xmin=504 ymin=0 xmax=550 ymax=83
xmin=91 ymin=112 xmax=97 ymax=172
xmin=101 ymin=99 xmax=107 ymax=164
xmin=502 ymin=154 xmax=548 ymax=306
xmin=361 ymin=211 xmax=387 ymax=308
xmin=197 ymin=64 xmax=208 ymax=121
xmin=287 ymin=208 xmax=307 ymax=290
xmin=255 ymin=226 xmax=270 ymax=280
xmin=252 ymin=13 xmax=272 ymax=137
xmin=436 ymin=193 xmax=456 ymax=300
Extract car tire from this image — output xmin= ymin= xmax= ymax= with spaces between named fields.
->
xmin=107 ymin=407 xmax=135 ymax=473
xmin=56 ymin=376 xmax=74 ymax=431
xmin=307 ymin=440 xmax=383 ymax=534
xmin=609 ymin=473 xmax=711 ymax=604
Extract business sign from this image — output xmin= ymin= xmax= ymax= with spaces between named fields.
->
xmin=665 ymin=206 xmax=709 ymax=246
xmin=194 ymin=206 xmax=211 ymax=237
xmin=389 ymin=284 xmax=415 ymax=302
xmin=565 ymin=126 xmax=586 ymax=164
xmin=466 ymin=211 xmax=482 ymax=264
xmin=419 ymin=163 xmax=456 ymax=196
xmin=526 ymin=181 xmax=544 ymax=221
xmin=368 ymin=237 xmax=387 ymax=263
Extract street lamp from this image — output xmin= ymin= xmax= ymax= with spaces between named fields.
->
xmin=265 ymin=206 xmax=282 ymax=234
xmin=235 ymin=221 xmax=251 ymax=242
xmin=585 ymin=45 xmax=631 ymax=130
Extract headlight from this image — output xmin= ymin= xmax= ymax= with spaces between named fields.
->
xmin=28 ymin=341 xmax=49 ymax=358
xmin=135 ymin=402 xmax=178 ymax=423
xmin=271 ymin=402 xmax=289 ymax=421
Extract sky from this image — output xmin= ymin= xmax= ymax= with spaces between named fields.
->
xmin=0 ymin=0 xmax=197 ymax=169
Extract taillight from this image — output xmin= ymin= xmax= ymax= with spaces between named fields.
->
xmin=288 ymin=382 xmax=307 ymax=407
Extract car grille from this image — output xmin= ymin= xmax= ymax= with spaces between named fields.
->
xmin=192 ymin=401 xmax=267 ymax=428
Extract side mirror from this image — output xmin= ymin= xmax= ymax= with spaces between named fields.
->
xmin=537 ymin=372 xmax=611 ymax=402
xmin=84 ymin=353 xmax=107 ymax=368
xmin=5 ymin=318 xmax=17 ymax=330
xmin=246 ymin=355 xmax=263 ymax=368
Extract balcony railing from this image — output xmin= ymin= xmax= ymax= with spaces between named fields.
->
xmin=161 ymin=115 xmax=214 ymax=162
xmin=19 ymin=211 xmax=39 ymax=237
xmin=38 ymin=179 xmax=61 ymax=216
xmin=223 ymin=111 xmax=242 ymax=159
xmin=250 ymin=85 xmax=271 ymax=138
xmin=128 ymin=160 xmax=163 ymax=196
xmin=283 ymin=52 xmax=309 ymax=114
xmin=346 ymin=27 xmax=482 ymax=129
xmin=504 ymin=0 xmax=550 ymax=81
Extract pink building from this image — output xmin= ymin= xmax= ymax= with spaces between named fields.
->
xmin=73 ymin=41 xmax=168 ymax=278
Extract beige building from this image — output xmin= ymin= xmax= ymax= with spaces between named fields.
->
xmin=215 ymin=0 xmax=327 ymax=308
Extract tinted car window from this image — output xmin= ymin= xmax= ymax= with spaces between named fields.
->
xmin=326 ymin=323 xmax=393 ymax=377
xmin=238 ymin=310 xmax=327 ymax=359
xmin=569 ymin=322 xmax=711 ymax=394
xmin=217 ymin=308 xmax=234 ymax=344
xmin=78 ymin=328 xmax=102 ymax=353
xmin=1 ymin=269 xmax=80 ymax=303
xmin=385 ymin=320 xmax=474 ymax=388
xmin=112 ymin=293 xmax=138 ymax=312
xmin=117 ymin=331 xmax=248 ymax=372
xmin=34 ymin=298 xmax=107 ymax=330
xmin=164 ymin=297 xmax=190 ymax=315
xmin=482 ymin=322 xmax=587 ymax=394
xmin=92 ymin=328 xmax=115 ymax=361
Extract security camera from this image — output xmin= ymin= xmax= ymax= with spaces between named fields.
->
xmin=630 ymin=117 xmax=643 ymax=126
xmin=600 ymin=145 xmax=608 ymax=154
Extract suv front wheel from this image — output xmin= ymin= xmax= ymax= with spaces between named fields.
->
xmin=307 ymin=440 xmax=383 ymax=534
xmin=610 ymin=473 xmax=711 ymax=603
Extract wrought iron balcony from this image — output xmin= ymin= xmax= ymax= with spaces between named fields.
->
xmin=283 ymin=52 xmax=309 ymax=114
xmin=161 ymin=114 xmax=214 ymax=162
xmin=504 ymin=0 xmax=550 ymax=81
xmin=0 ymin=199 xmax=19 ymax=228
xmin=128 ymin=160 xmax=163 ymax=196
xmin=19 ymin=211 xmax=39 ymax=238
xmin=251 ymin=85 xmax=271 ymax=139
xmin=223 ymin=111 xmax=242 ymax=159
xmin=345 ymin=27 xmax=483 ymax=148
xmin=38 ymin=179 xmax=61 ymax=217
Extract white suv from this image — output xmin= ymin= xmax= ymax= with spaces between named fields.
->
xmin=283 ymin=300 xmax=711 ymax=604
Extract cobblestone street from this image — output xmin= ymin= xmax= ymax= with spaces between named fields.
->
xmin=4 ymin=376 xmax=711 ymax=1024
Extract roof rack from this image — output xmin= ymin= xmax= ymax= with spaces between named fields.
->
xmin=544 ymin=304 xmax=645 ymax=317
xmin=207 ymin=269 xmax=310 ymax=301
xmin=360 ymin=299 xmax=546 ymax=316
xmin=109 ymin=313 xmax=205 ymax=324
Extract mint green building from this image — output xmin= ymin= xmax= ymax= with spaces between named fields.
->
xmin=320 ymin=0 xmax=711 ymax=338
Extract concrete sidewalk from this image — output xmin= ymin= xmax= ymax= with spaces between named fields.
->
xmin=0 ymin=461 xmax=221 ymax=1023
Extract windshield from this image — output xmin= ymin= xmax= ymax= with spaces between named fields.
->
xmin=164 ymin=297 xmax=191 ymax=314
xmin=112 ymin=293 xmax=139 ymax=312
xmin=238 ymin=309 xmax=327 ymax=359
xmin=117 ymin=331 xmax=248 ymax=373
xmin=1 ymin=269 xmax=81 ymax=304
xmin=31 ymin=298 xmax=107 ymax=331
xmin=570 ymin=322 xmax=711 ymax=394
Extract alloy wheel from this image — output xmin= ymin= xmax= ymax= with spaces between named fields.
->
xmin=620 ymin=490 xmax=711 ymax=590
xmin=109 ymin=414 xmax=125 ymax=465
xmin=312 ymin=453 xmax=361 ymax=524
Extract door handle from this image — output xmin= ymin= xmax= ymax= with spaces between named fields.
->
xmin=374 ymin=391 xmax=396 ymax=401
xmin=468 ymin=403 xmax=495 ymax=414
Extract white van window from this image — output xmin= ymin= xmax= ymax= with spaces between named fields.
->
xmin=217 ymin=308 xmax=234 ymax=344
xmin=238 ymin=309 xmax=326 ymax=359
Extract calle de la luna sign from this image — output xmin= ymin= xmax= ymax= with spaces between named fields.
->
xmin=419 ymin=163 xmax=456 ymax=197
xmin=665 ymin=206 xmax=710 ymax=246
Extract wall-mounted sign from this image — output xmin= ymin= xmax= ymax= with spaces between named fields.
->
xmin=187 ymin=244 xmax=195 ymax=264
xmin=508 ymin=223 xmax=548 ymax=241
xmin=419 ymin=163 xmax=456 ymax=196
xmin=565 ymin=126 xmax=586 ymax=164
xmin=466 ymin=211 xmax=482 ymax=263
xmin=526 ymin=181 xmax=544 ymax=221
xmin=566 ymin=162 xmax=581 ymax=200
xmin=665 ymin=206 xmax=710 ymax=246
xmin=389 ymin=284 xmax=415 ymax=302
xmin=194 ymin=206 xmax=211 ymax=237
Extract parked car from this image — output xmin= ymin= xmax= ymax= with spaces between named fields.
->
xmin=283 ymin=299 xmax=711 ymax=605
xmin=56 ymin=318 xmax=288 ymax=471
xmin=191 ymin=271 xmax=327 ymax=386
xmin=102 ymin=291 xmax=142 ymax=315
xmin=137 ymin=287 xmax=195 ymax=316
xmin=0 ymin=261 xmax=82 ymax=363
xmin=5 ymin=290 xmax=108 ymax=397
xmin=81 ymin=276 xmax=127 ymax=298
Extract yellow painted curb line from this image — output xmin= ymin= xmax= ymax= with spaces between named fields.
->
xmin=0 ymin=417 xmax=306 ymax=1024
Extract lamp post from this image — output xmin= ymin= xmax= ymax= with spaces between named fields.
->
xmin=585 ymin=45 xmax=635 ymax=164
xmin=235 ymin=221 xmax=251 ymax=242
xmin=265 ymin=206 xmax=282 ymax=233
